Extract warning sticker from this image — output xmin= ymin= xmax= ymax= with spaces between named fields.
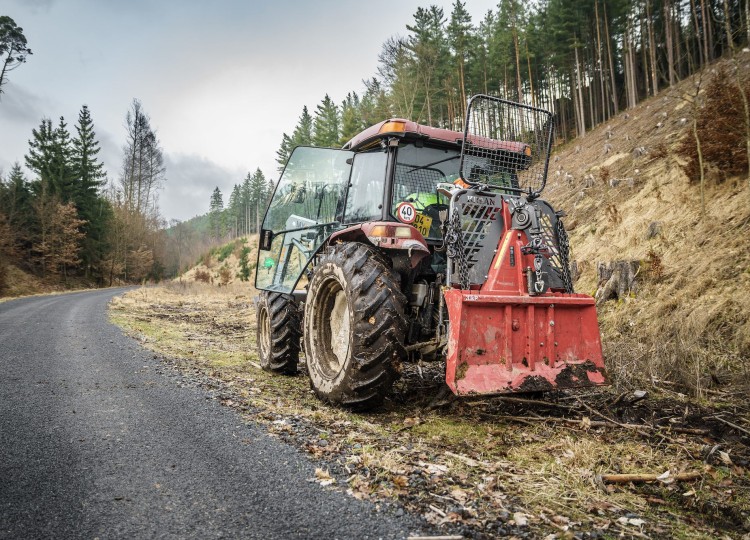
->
xmin=413 ymin=213 xmax=432 ymax=237
xmin=396 ymin=202 xmax=416 ymax=224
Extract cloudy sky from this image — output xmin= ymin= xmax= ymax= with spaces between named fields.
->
xmin=1 ymin=0 xmax=496 ymax=222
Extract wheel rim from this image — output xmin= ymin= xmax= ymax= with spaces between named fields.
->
xmin=329 ymin=288 xmax=350 ymax=370
xmin=314 ymin=276 xmax=351 ymax=378
xmin=258 ymin=304 xmax=271 ymax=361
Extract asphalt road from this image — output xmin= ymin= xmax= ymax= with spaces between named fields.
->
xmin=0 ymin=289 xmax=419 ymax=539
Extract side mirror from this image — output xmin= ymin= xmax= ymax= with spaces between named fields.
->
xmin=260 ymin=229 xmax=274 ymax=251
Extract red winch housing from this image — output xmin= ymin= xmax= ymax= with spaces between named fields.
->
xmin=444 ymin=200 xmax=607 ymax=396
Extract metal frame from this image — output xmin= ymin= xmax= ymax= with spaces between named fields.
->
xmin=459 ymin=95 xmax=555 ymax=200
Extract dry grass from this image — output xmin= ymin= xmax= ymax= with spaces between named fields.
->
xmin=109 ymin=283 xmax=750 ymax=539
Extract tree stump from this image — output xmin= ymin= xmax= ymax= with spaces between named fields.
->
xmin=595 ymin=260 xmax=641 ymax=305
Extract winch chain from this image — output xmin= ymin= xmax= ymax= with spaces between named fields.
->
xmin=556 ymin=218 xmax=575 ymax=294
xmin=446 ymin=208 xmax=471 ymax=290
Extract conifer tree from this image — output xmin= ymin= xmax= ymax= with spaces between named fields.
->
xmin=313 ymin=95 xmax=340 ymax=147
xmin=72 ymin=105 xmax=110 ymax=278
xmin=339 ymin=92 xmax=363 ymax=145
xmin=249 ymin=168 xmax=267 ymax=233
xmin=0 ymin=163 xmax=32 ymax=240
xmin=275 ymin=132 xmax=294 ymax=172
xmin=209 ymin=187 xmax=224 ymax=240
xmin=51 ymin=116 xmax=76 ymax=200
xmin=227 ymin=183 xmax=242 ymax=237
xmin=25 ymin=118 xmax=56 ymax=197
xmin=292 ymin=105 xmax=314 ymax=146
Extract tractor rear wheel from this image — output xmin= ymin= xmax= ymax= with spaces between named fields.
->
xmin=304 ymin=243 xmax=406 ymax=410
xmin=256 ymin=291 xmax=301 ymax=374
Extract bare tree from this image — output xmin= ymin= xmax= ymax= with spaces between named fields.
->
xmin=0 ymin=16 xmax=32 ymax=98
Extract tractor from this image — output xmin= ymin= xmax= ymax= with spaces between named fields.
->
xmin=255 ymin=95 xmax=607 ymax=410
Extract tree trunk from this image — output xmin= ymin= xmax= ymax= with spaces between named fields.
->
xmin=665 ymin=0 xmax=676 ymax=86
xmin=513 ymin=25 xmax=523 ymax=102
xmin=701 ymin=0 xmax=711 ymax=63
xmin=574 ymin=45 xmax=587 ymax=137
xmin=595 ymin=260 xmax=641 ymax=304
xmin=647 ymin=0 xmax=659 ymax=96
xmin=604 ymin=1 xmax=619 ymax=115
xmin=525 ymin=39 xmax=536 ymax=108
xmin=691 ymin=0 xmax=704 ymax=67
xmin=595 ymin=0 xmax=607 ymax=122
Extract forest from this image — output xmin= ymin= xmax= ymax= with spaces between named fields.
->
xmin=276 ymin=0 xmax=749 ymax=157
xmin=2 ymin=0 xmax=749 ymax=294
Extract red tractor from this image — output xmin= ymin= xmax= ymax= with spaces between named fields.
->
xmin=255 ymin=95 xmax=607 ymax=410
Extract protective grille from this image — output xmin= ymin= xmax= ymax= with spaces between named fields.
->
xmin=393 ymin=163 xmax=444 ymax=202
xmin=461 ymin=95 xmax=554 ymax=197
xmin=448 ymin=191 xmax=505 ymax=287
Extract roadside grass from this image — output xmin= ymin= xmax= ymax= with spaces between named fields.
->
xmin=109 ymin=283 xmax=750 ymax=539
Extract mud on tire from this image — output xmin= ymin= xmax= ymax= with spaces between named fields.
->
xmin=304 ymin=242 xmax=407 ymax=410
xmin=256 ymin=291 xmax=301 ymax=374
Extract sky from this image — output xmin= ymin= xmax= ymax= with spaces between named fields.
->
xmin=0 ymin=0 xmax=498 ymax=222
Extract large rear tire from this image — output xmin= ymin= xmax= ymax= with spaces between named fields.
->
xmin=256 ymin=291 xmax=301 ymax=374
xmin=304 ymin=243 xmax=406 ymax=410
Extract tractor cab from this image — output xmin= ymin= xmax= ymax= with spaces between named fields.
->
xmin=256 ymin=117 xmax=532 ymax=293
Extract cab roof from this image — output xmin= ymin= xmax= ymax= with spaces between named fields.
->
xmin=342 ymin=118 xmax=529 ymax=156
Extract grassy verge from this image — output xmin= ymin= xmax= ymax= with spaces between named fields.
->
xmin=109 ymin=282 xmax=750 ymax=539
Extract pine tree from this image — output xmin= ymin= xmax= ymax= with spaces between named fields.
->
xmin=51 ymin=116 xmax=76 ymax=200
xmin=0 ymin=16 xmax=33 ymax=98
xmin=209 ymin=187 xmax=224 ymax=240
xmin=249 ymin=168 xmax=267 ymax=233
xmin=340 ymin=92 xmax=363 ymax=145
xmin=227 ymin=183 xmax=242 ymax=237
xmin=447 ymin=0 xmax=476 ymax=118
xmin=360 ymin=78 xmax=391 ymax=126
xmin=276 ymin=106 xmax=315 ymax=171
xmin=275 ymin=132 xmax=294 ymax=172
xmin=313 ymin=95 xmax=340 ymax=147
xmin=25 ymin=118 xmax=56 ymax=197
xmin=71 ymin=105 xmax=109 ymax=278
xmin=241 ymin=172 xmax=252 ymax=235
xmin=292 ymin=105 xmax=314 ymax=146
xmin=0 ymin=163 xmax=32 ymax=239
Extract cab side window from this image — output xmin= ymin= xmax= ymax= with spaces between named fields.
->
xmin=343 ymin=150 xmax=387 ymax=224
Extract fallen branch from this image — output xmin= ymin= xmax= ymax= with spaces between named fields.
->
xmin=487 ymin=414 xmax=709 ymax=435
xmin=600 ymin=471 xmax=701 ymax=484
xmin=495 ymin=396 xmax=574 ymax=410
xmin=408 ymin=536 xmax=464 ymax=540
xmin=709 ymin=415 xmax=750 ymax=436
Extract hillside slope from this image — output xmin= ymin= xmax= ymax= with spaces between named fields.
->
xmin=547 ymin=59 xmax=750 ymax=393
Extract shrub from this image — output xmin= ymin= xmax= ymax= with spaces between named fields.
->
xmin=194 ymin=269 xmax=211 ymax=283
xmin=218 ymin=265 xmax=232 ymax=286
xmin=238 ymin=246 xmax=251 ymax=282
xmin=677 ymin=67 xmax=750 ymax=182
xmin=216 ymin=241 xmax=236 ymax=262
xmin=599 ymin=166 xmax=610 ymax=185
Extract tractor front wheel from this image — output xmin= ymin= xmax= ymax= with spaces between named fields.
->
xmin=304 ymin=243 xmax=406 ymax=410
xmin=256 ymin=291 xmax=301 ymax=374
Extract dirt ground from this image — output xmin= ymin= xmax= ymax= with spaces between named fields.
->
xmin=108 ymin=282 xmax=750 ymax=540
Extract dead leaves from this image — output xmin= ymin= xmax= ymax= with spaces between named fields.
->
xmin=312 ymin=468 xmax=335 ymax=487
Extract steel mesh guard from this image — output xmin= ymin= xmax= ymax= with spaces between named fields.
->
xmin=446 ymin=191 xmax=505 ymax=287
xmin=393 ymin=163 xmax=444 ymax=201
xmin=460 ymin=95 xmax=554 ymax=197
